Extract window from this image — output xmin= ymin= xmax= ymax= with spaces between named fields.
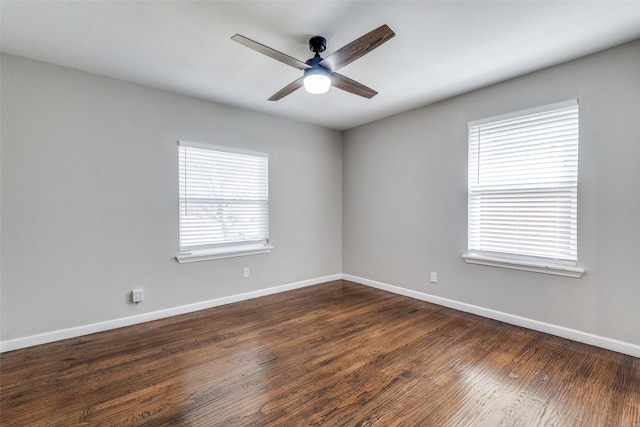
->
xmin=176 ymin=141 xmax=271 ymax=263
xmin=463 ymin=100 xmax=584 ymax=277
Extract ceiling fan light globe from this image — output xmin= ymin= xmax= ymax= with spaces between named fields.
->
xmin=304 ymin=75 xmax=331 ymax=94
xmin=303 ymin=68 xmax=331 ymax=94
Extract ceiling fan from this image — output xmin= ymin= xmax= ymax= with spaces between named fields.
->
xmin=231 ymin=24 xmax=395 ymax=101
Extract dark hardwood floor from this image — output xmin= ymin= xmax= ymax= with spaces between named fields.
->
xmin=1 ymin=280 xmax=639 ymax=426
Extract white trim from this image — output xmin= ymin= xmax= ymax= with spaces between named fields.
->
xmin=176 ymin=244 xmax=274 ymax=263
xmin=467 ymin=99 xmax=578 ymax=128
xmin=177 ymin=140 xmax=268 ymax=158
xmin=343 ymin=274 xmax=640 ymax=358
xmin=462 ymin=253 xmax=585 ymax=278
xmin=0 ymin=273 xmax=341 ymax=353
xmin=4 ymin=273 xmax=638 ymax=358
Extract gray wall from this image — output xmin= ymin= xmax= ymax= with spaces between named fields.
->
xmin=343 ymin=39 xmax=640 ymax=346
xmin=1 ymin=54 xmax=342 ymax=341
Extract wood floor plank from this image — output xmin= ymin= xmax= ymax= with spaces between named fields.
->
xmin=1 ymin=280 xmax=638 ymax=426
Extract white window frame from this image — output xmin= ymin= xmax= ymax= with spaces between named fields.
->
xmin=176 ymin=141 xmax=272 ymax=263
xmin=462 ymin=100 xmax=584 ymax=278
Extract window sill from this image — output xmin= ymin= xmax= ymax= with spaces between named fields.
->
xmin=176 ymin=244 xmax=274 ymax=264
xmin=462 ymin=253 xmax=585 ymax=278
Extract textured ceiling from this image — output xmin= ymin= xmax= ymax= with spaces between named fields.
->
xmin=2 ymin=1 xmax=640 ymax=130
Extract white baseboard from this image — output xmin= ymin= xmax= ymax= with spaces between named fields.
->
xmin=0 ymin=274 xmax=342 ymax=353
xmin=3 ymin=273 xmax=638 ymax=358
xmin=343 ymin=274 xmax=640 ymax=358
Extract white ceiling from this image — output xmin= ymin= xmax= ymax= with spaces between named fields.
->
xmin=2 ymin=1 xmax=640 ymax=131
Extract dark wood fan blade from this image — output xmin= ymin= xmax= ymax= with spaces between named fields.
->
xmin=319 ymin=24 xmax=395 ymax=72
xmin=331 ymin=73 xmax=378 ymax=98
xmin=232 ymin=34 xmax=311 ymax=71
xmin=268 ymin=77 xmax=305 ymax=101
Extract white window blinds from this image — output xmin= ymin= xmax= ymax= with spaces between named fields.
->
xmin=468 ymin=100 xmax=579 ymax=265
xmin=178 ymin=142 xmax=269 ymax=253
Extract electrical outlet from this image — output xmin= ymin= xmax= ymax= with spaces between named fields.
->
xmin=243 ymin=267 xmax=250 ymax=278
xmin=430 ymin=272 xmax=438 ymax=283
xmin=132 ymin=289 xmax=143 ymax=303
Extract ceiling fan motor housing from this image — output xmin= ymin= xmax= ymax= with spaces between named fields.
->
xmin=304 ymin=55 xmax=331 ymax=80
xmin=305 ymin=55 xmax=329 ymax=70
